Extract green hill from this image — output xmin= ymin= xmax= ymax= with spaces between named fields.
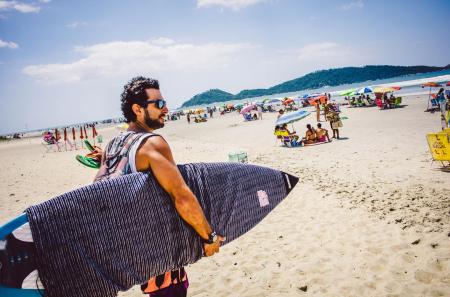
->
xmin=181 ymin=64 xmax=450 ymax=107
xmin=181 ymin=89 xmax=233 ymax=108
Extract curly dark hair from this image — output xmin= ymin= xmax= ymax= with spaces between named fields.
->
xmin=121 ymin=76 xmax=160 ymax=122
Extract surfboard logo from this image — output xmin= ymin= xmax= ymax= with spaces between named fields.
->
xmin=257 ymin=190 xmax=269 ymax=207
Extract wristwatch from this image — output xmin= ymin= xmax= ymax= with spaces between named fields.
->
xmin=203 ymin=231 xmax=218 ymax=244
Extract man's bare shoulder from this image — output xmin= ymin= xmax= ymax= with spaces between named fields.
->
xmin=139 ymin=134 xmax=171 ymax=154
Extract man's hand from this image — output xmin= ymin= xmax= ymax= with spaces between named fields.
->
xmin=86 ymin=146 xmax=103 ymax=162
xmin=203 ymin=236 xmax=226 ymax=257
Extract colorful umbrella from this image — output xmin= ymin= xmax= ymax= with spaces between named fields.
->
xmin=339 ymin=89 xmax=357 ymax=96
xmin=356 ymin=87 xmax=373 ymax=94
xmin=240 ymin=103 xmax=256 ymax=114
xmin=373 ymin=86 xmax=397 ymax=93
xmin=275 ymin=110 xmax=311 ymax=126
xmin=422 ymin=82 xmax=442 ymax=87
xmin=282 ymin=98 xmax=294 ymax=105
xmin=422 ymin=82 xmax=443 ymax=111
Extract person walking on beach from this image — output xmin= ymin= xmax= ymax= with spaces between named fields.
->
xmin=94 ymin=76 xmax=224 ymax=297
xmin=315 ymin=100 xmax=321 ymax=122
xmin=257 ymin=104 xmax=263 ymax=120
xmin=327 ymin=109 xmax=341 ymax=139
xmin=187 ymin=113 xmax=191 ymax=124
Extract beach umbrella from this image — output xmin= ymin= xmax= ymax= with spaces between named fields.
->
xmin=391 ymin=86 xmax=402 ymax=90
xmin=240 ymin=103 xmax=256 ymax=114
xmin=356 ymin=87 xmax=373 ymax=94
xmin=283 ymin=97 xmax=294 ymax=104
xmin=275 ymin=110 xmax=311 ymax=126
xmin=339 ymin=89 xmax=357 ymax=96
xmin=422 ymin=82 xmax=442 ymax=111
xmin=63 ymin=128 xmax=67 ymax=151
xmin=373 ymin=86 xmax=397 ymax=93
xmin=92 ymin=125 xmax=98 ymax=146
xmin=422 ymin=82 xmax=441 ymax=88
xmin=267 ymin=98 xmax=282 ymax=104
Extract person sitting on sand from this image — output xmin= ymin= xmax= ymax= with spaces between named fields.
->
xmin=277 ymin=109 xmax=285 ymax=119
xmin=316 ymin=123 xmax=331 ymax=142
xmin=279 ymin=124 xmax=299 ymax=141
xmin=304 ymin=124 xmax=317 ymax=144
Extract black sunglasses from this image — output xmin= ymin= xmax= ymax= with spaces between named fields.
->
xmin=142 ymin=99 xmax=167 ymax=109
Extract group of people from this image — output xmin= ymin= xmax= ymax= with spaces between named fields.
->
xmin=274 ymin=122 xmax=334 ymax=147
xmin=344 ymin=94 xmax=374 ymax=107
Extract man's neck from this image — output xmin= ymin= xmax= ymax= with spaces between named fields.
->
xmin=127 ymin=122 xmax=154 ymax=133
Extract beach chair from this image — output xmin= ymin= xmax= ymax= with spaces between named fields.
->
xmin=274 ymin=130 xmax=301 ymax=147
xmin=426 ymin=132 xmax=450 ymax=168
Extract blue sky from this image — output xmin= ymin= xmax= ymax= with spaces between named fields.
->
xmin=0 ymin=0 xmax=449 ymax=134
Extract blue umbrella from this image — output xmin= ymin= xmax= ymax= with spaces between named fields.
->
xmin=356 ymin=87 xmax=373 ymax=94
xmin=275 ymin=110 xmax=311 ymax=126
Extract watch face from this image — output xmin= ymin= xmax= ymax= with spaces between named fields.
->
xmin=212 ymin=234 xmax=218 ymax=243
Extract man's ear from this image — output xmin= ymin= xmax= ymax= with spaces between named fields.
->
xmin=131 ymin=103 xmax=142 ymax=118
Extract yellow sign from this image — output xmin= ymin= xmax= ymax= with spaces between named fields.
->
xmin=426 ymin=133 xmax=450 ymax=161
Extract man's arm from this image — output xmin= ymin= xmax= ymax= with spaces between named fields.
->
xmin=135 ymin=136 xmax=223 ymax=256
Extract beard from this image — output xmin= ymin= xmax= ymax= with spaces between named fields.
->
xmin=144 ymin=109 xmax=164 ymax=130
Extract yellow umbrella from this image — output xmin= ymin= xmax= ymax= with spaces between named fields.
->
xmin=373 ymin=86 xmax=396 ymax=93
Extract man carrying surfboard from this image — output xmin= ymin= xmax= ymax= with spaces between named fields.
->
xmin=94 ymin=76 xmax=224 ymax=296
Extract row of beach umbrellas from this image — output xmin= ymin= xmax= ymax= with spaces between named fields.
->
xmin=339 ymin=86 xmax=402 ymax=96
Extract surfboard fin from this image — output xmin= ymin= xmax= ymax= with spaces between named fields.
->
xmin=281 ymin=172 xmax=299 ymax=194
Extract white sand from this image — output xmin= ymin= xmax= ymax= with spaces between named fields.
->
xmin=1 ymin=94 xmax=449 ymax=296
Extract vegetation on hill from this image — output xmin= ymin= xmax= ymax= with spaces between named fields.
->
xmin=181 ymin=65 xmax=450 ymax=107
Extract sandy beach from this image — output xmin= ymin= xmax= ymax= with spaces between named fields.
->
xmin=1 ymin=94 xmax=449 ymax=297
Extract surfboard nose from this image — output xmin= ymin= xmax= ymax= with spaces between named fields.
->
xmin=281 ymin=172 xmax=299 ymax=194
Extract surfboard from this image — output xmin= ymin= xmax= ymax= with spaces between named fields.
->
xmin=0 ymin=162 xmax=298 ymax=297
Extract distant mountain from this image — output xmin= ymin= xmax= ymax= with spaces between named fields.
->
xmin=180 ymin=64 xmax=450 ymax=107
xmin=181 ymin=89 xmax=233 ymax=108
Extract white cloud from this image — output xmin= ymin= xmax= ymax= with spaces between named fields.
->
xmin=39 ymin=0 xmax=51 ymax=3
xmin=196 ymin=0 xmax=264 ymax=10
xmin=295 ymin=42 xmax=361 ymax=73
xmin=152 ymin=37 xmax=175 ymax=46
xmin=340 ymin=0 xmax=364 ymax=11
xmin=0 ymin=1 xmax=41 ymax=13
xmin=23 ymin=39 xmax=254 ymax=84
xmin=66 ymin=21 xmax=88 ymax=28
xmin=0 ymin=39 xmax=18 ymax=49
